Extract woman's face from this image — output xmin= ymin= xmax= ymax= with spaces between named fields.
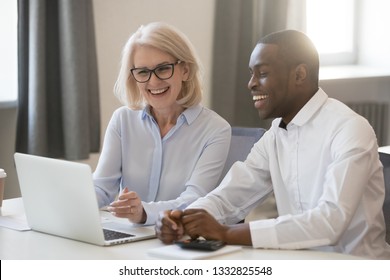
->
xmin=132 ymin=45 xmax=189 ymax=112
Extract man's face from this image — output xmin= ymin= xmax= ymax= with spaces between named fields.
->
xmin=248 ymin=44 xmax=296 ymax=123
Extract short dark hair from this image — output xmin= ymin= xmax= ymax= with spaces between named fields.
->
xmin=259 ymin=30 xmax=319 ymax=85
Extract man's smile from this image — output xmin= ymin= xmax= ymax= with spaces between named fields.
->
xmin=253 ymin=95 xmax=268 ymax=101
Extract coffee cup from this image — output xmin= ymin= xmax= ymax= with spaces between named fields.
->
xmin=0 ymin=168 xmax=6 ymax=207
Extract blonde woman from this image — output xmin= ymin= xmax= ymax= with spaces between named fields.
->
xmin=93 ymin=22 xmax=231 ymax=225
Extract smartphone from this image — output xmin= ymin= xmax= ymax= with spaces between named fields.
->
xmin=175 ymin=238 xmax=225 ymax=251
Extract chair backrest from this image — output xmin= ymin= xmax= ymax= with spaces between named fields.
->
xmin=379 ymin=152 xmax=390 ymax=244
xmin=218 ymin=127 xmax=266 ymax=183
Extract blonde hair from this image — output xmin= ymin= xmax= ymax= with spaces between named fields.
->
xmin=114 ymin=22 xmax=203 ymax=109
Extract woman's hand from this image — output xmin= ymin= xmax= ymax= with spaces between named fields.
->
xmin=107 ymin=187 xmax=147 ymax=224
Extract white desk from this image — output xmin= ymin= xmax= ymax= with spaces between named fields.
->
xmin=0 ymin=198 xmax=361 ymax=260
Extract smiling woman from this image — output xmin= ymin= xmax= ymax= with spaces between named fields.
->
xmin=93 ymin=22 xmax=231 ymax=226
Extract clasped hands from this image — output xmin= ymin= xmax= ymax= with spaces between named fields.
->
xmin=107 ymin=187 xmax=147 ymax=224
xmin=155 ymin=208 xmax=228 ymax=244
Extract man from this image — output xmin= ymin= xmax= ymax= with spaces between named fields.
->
xmin=156 ymin=30 xmax=390 ymax=259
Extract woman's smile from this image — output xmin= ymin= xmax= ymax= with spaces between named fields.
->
xmin=148 ymin=86 xmax=170 ymax=96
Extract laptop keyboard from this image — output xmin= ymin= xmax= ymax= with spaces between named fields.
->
xmin=103 ymin=228 xmax=135 ymax=241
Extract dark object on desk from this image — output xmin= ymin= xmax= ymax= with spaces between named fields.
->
xmin=175 ymin=239 xmax=226 ymax=251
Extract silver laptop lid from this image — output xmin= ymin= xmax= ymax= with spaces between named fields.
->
xmin=14 ymin=152 xmax=110 ymax=245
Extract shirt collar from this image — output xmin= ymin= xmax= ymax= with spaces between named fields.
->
xmin=181 ymin=104 xmax=202 ymax=125
xmin=279 ymin=120 xmax=288 ymax=130
xmin=288 ymin=87 xmax=328 ymax=127
xmin=141 ymin=106 xmax=152 ymax=120
xmin=141 ymin=104 xmax=202 ymax=125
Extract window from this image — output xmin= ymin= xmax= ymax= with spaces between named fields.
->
xmin=0 ymin=0 xmax=18 ymax=103
xmin=305 ymin=0 xmax=357 ymax=66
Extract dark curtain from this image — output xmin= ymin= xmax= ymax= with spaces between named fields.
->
xmin=211 ymin=0 xmax=296 ymax=129
xmin=17 ymin=0 xmax=100 ymax=160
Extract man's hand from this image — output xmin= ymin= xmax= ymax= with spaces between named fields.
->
xmin=155 ymin=210 xmax=185 ymax=244
xmin=181 ymin=209 xmax=228 ymax=241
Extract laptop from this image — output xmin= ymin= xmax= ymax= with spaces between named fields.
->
xmin=14 ymin=152 xmax=156 ymax=246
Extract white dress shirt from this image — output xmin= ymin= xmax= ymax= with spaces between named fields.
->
xmin=94 ymin=104 xmax=231 ymax=224
xmin=189 ymin=88 xmax=390 ymax=259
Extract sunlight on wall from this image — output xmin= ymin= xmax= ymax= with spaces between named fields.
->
xmin=306 ymin=0 xmax=355 ymax=54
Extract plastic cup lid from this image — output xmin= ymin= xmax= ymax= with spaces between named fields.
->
xmin=0 ymin=169 xmax=6 ymax=178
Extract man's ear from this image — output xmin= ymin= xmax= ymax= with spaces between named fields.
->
xmin=294 ymin=64 xmax=308 ymax=84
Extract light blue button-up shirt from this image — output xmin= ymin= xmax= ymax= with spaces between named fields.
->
xmin=94 ymin=104 xmax=231 ymax=224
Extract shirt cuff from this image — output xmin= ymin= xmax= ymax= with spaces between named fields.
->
xmin=95 ymin=187 xmax=110 ymax=208
xmin=249 ymin=219 xmax=278 ymax=248
xmin=142 ymin=202 xmax=158 ymax=225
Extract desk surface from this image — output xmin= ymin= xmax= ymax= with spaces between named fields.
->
xmin=0 ymin=198 xmax=361 ymax=260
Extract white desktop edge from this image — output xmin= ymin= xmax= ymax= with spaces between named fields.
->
xmin=0 ymin=198 xmax=363 ymax=260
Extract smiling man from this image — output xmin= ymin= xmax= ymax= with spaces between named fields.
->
xmin=156 ymin=30 xmax=390 ymax=259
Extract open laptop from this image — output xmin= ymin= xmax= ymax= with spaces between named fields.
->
xmin=14 ymin=152 xmax=156 ymax=246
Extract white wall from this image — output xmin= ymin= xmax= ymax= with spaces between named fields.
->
xmin=0 ymin=0 xmax=17 ymax=103
xmin=81 ymin=0 xmax=216 ymax=170
xmin=359 ymin=0 xmax=390 ymax=67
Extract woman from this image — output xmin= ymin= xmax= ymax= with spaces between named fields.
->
xmin=93 ymin=22 xmax=231 ymax=225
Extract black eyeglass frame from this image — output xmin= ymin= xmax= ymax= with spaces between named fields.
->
xmin=130 ymin=60 xmax=182 ymax=83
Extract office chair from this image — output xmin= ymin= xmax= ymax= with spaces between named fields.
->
xmin=218 ymin=126 xmax=278 ymax=222
xmin=379 ymin=152 xmax=390 ymax=244
xmin=218 ymin=126 xmax=266 ymax=183
xmin=217 ymin=127 xmax=268 ymax=223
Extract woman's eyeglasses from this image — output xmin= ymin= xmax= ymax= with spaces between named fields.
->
xmin=130 ymin=60 xmax=182 ymax=83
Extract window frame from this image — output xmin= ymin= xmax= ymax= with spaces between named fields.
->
xmin=305 ymin=0 xmax=359 ymax=66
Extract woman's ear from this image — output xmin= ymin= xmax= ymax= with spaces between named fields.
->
xmin=294 ymin=64 xmax=308 ymax=84
xmin=181 ymin=62 xmax=190 ymax=81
